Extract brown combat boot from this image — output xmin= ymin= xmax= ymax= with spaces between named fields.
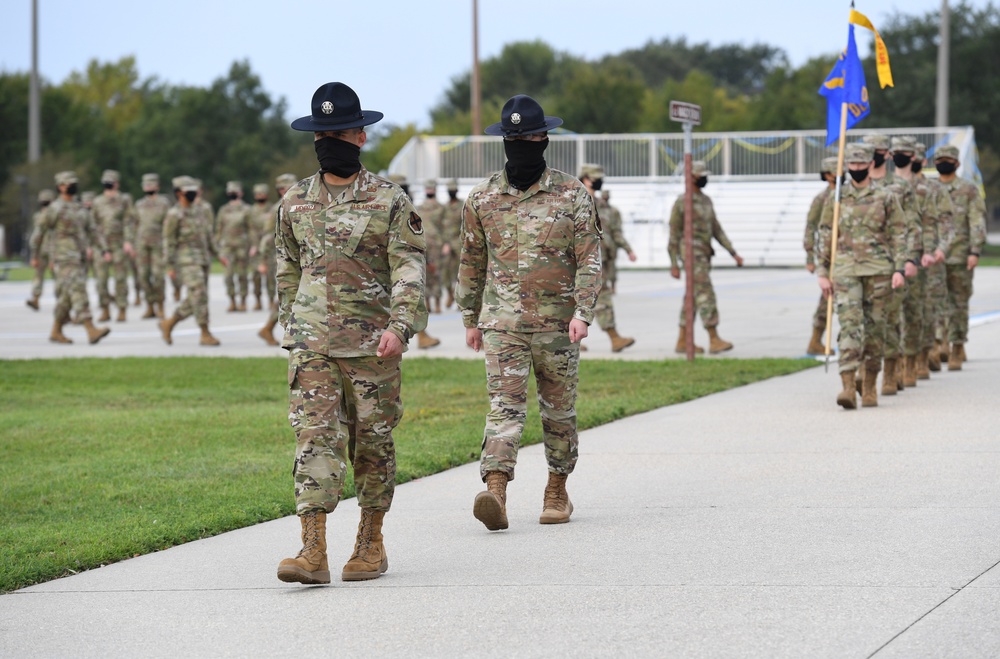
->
xmin=253 ymin=295 xmax=262 ymax=311
xmin=142 ymin=302 xmax=156 ymax=319
xmin=539 ymin=473 xmax=573 ymax=524
xmin=238 ymin=296 xmax=247 ymax=312
xmin=903 ymin=355 xmax=918 ymax=388
xmin=837 ymin=370 xmax=857 ymax=410
xmin=881 ymin=359 xmax=898 ymax=396
xmin=674 ymin=327 xmax=704 ymax=354
xmin=707 ymin=326 xmax=733 ymax=354
xmin=227 ymin=297 xmax=237 ymax=312
xmin=417 ymin=330 xmax=440 ymax=349
xmin=918 ymin=349 xmax=932 ymax=378
xmin=49 ymin=320 xmax=73 ymax=344
xmin=258 ymin=318 xmax=280 ymax=346
xmin=937 ymin=340 xmax=949 ymax=364
xmin=474 ymin=471 xmax=509 ymax=531
xmin=855 ymin=368 xmax=864 ymax=395
xmin=959 ymin=344 xmax=967 ymax=363
xmin=607 ymin=328 xmax=635 ymax=353
xmin=948 ymin=343 xmax=963 ymax=371
xmin=83 ymin=319 xmax=111 ymax=345
xmin=862 ymin=363 xmax=880 ymax=407
xmin=160 ymin=313 xmax=180 ymax=345
xmin=116 ymin=307 xmax=127 ymax=323
xmin=896 ymin=363 xmax=905 ymax=392
xmin=199 ymin=324 xmax=220 ymax=346
xmin=928 ymin=346 xmax=941 ymax=372
xmin=341 ymin=509 xmax=388 ymax=581
xmin=26 ymin=296 xmax=40 ymax=311
xmin=433 ymin=297 xmax=441 ymax=314
xmin=806 ymin=327 xmax=825 ymax=355
xmin=98 ymin=305 xmax=111 ymax=322
xmin=155 ymin=302 xmax=165 ymax=319
xmin=277 ymin=511 xmax=330 ymax=585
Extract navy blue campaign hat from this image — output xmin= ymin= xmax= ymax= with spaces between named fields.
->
xmin=291 ymin=82 xmax=384 ymax=132
xmin=484 ymin=94 xmax=563 ymax=137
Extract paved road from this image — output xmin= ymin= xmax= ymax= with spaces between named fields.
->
xmin=2 ymin=268 xmax=1000 ymax=657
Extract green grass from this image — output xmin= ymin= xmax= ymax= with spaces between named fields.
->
xmin=978 ymin=242 xmax=1000 ymax=267
xmin=0 ymin=356 xmax=815 ymax=592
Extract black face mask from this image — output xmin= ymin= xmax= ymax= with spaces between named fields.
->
xmin=936 ymin=161 xmax=957 ymax=175
xmin=448 ymin=190 xmax=458 ymax=201
xmin=591 ymin=178 xmax=604 ymax=191
xmin=892 ymin=153 xmax=912 ymax=169
xmin=872 ymin=151 xmax=887 ymax=168
xmin=820 ymin=172 xmax=830 ymax=182
xmin=66 ymin=183 xmax=78 ymax=196
xmin=695 ymin=176 xmax=708 ymax=189
xmin=184 ymin=191 xmax=198 ymax=203
xmin=227 ymin=192 xmax=239 ymax=201
xmin=849 ymin=168 xmax=870 ymax=183
xmin=144 ymin=189 xmax=157 ymax=196
xmin=504 ymin=138 xmax=548 ymax=190
xmin=102 ymin=182 xmax=115 ymax=190
xmin=314 ymin=136 xmax=362 ymax=178
xmin=911 ymin=162 xmax=923 ymax=174
xmin=255 ymin=197 xmax=267 ymax=204
xmin=40 ymin=201 xmax=50 ymax=208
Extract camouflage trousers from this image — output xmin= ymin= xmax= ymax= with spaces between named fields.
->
xmin=926 ymin=262 xmax=949 ymax=342
xmin=136 ymin=244 xmax=165 ymax=305
xmin=97 ymin=244 xmax=130 ymax=310
xmin=52 ymin=260 xmax=93 ymax=324
xmin=425 ymin=257 xmax=441 ymax=303
xmin=834 ymin=274 xmax=891 ymax=374
xmin=594 ymin=282 xmax=617 ymax=331
xmin=946 ymin=264 xmax=974 ymax=344
xmin=902 ymin=270 xmax=926 ymax=356
xmin=264 ymin=261 xmax=277 ymax=301
xmin=440 ymin=250 xmax=459 ymax=295
xmin=222 ymin=249 xmax=248 ymax=299
xmin=31 ymin=252 xmax=51 ymax=299
xmin=604 ymin=253 xmax=619 ymax=292
xmin=175 ymin=264 xmax=209 ymax=325
xmin=883 ymin=285 xmax=903 ymax=360
xmin=480 ymin=329 xmax=580 ymax=481
xmin=288 ymin=348 xmax=402 ymax=514
xmin=677 ymin=257 xmax=719 ymax=328
xmin=812 ymin=292 xmax=830 ymax=331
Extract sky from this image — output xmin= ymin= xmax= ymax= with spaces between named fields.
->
xmin=0 ymin=0 xmax=988 ymax=129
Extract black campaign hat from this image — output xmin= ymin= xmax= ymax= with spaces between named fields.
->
xmin=291 ymin=82 xmax=384 ymax=132
xmin=484 ymin=94 xmax=563 ymax=137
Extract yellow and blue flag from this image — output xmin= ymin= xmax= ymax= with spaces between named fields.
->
xmin=818 ymin=24 xmax=870 ymax=146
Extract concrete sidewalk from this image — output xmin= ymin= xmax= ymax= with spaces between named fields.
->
xmin=2 ymin=268 xmax=1000 ymax=657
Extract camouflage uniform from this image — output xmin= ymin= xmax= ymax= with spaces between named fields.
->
xmin=276 ymin=166 xmax=426 ymax=514
xmin=215 ymin=182 xmax=253 ymax=304
xmin=27 ymin=190 xmax=56 ymax=304
xmin=164 ymin=180 xmax=218 ymax=326
xmin=249 ymin=183 xmax=271 ymax=306
xmin=805 ymin=159 xmax=837 ymax=333
xmin=598 ymin=191 xmax=630 ymax=293
xmin=457 ymin=166 xmax=602 ymax=480
xmin=91 ymin=171 xmax=136 ymax=313
xmin=816 ymin=156 xmax=907 ymax=375
xmin=416 ymin=182 xmax=445 ymax=309
xmin=440 ymin=179 xmax=463 ymax=304
xmin=132 ymin=174 xmax=171 ymax=308
xmin=667 ymin=184 xmax=737 ymax=329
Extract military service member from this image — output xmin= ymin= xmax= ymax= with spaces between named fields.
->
xmin=390 ymin=174 xmax=440 ymax=349
xmin=458 ymin=94 xmax=602 ymax=531
xmin=275 ymin=82 xmax=426 ymax=585
xmin=579 ymin=163 xmax=635 ymax=352
xmin=30 ymin=171 xmax=112 ymax=344
xmin=216 ymin=181 xmax=253 ymax=312
xmin=668 ymin=160 xmax=744 ymax=354
xmin=816 ymin=143 xmax=906 ymax=409
xmin=934 ymin=145 xmax=988 ymax=370
xmin=440 ymin=178 xmax=463 ymax=307
xmin=600 ymin=189 xmax=632 ymax=294
xmin=91 ymin=170 xmax=136 ymax=323
xmin=249 ymin=183 xmax=271 ymax=310
xmin=132 ymin=173 xmax=171 ymax=319
xmin=804 ymin=156 xmax=839 ymax=355
xmin=417 ymin=179 xmax=445 ymax=314
xmin=160 ymin=176 xmax=225 ymax=346
xmin=257 ymin=173 xmax=297 ymax=346
xmin=25 ymin=189 xmax=56 ymax=311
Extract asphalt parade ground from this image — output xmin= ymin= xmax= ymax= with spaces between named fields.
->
xmin=2 ymin=267 xmax=1000 ymax=657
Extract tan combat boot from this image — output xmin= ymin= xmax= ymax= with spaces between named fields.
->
xmin=806 ymin=327 xmax=825 ymax=355
xmin=26 ymin=296 xmax=40 ymax=311
xmin=253 ymin=295 xmax=262 ymax=311
xmin=707 ymin=326 xmax=733 ymax=353
xmin=928 ymin=347 xmax=941 ymax=372
xmin=227 ymin=297 xmax=237 ymax=312
xmin=116 ymin=307 xmax=127 ymax=323
xmin=155 ymin=302 xmax=165 ymax=319
xmin=49 ymin=320 xmax=73 ymax=344
xmin=277 ymin=511 xmax=330 ymax=585
xmin=474 ymin=471 xmax=509 ymax=531
xmin=837 ymin=370 xmax=857 ymax=410
xmin=959 ymin=344 xmax=967 ymax=363
xmin=417 ymin=330 xmax=440 ymax=349
xmin=674 ymin=327 xmax=704 ymax=354
xmin=948 ymin=343 xmax=963 ymax=371
xmin=918 ymin=349 xmax=933 ymax=378
xmin=896 ymin=363 xmax=905 ymax=392
xmin=341 ymin=508 xmax=388 ymax=581
xmin=199 ymin=324 xmax=220 ymax=346
xmin=862 ymin=363 xmax=880 ymax=407
xmin=881 ymin=359 xmax=897 ymax=396
xmin=142 ymin=302 xmax=156 ymax=319
xmin=160 ymin=313 xmax=180 ymax=345
xmin=539 ymin=473 xmax=573 ymax=524
xmin=607 ymin=328 xmax=635 ymax=353
xmin=433 ymin=297 xmax=441 ymax=314
xmin=937 ymin=341 xmax=949 ymax=364
xmin=238 ymin=296 xmax=247 ymax=312
xmin=855 ymin=368 xmax=864 ymax=395
xmin=903 ymin=355 xmax=918 ymax=388
xmin=83 ymin=319 xmax=111 ymax=345
xmin=98 ymin=305 xmax=111 ymax=322
xmin=258 ymin=318 xmax=279 ymax=346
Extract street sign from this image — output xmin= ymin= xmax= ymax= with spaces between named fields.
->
xmin=669 ymin=101 xmax=702 ymax=126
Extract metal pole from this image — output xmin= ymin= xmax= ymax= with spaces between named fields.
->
xmin=28 ymin=0 xmax=40 ymax=162
xmin=683 ymin=122 xmax=695 ymax=362
xmin=935 ymin=0 xmax=950 ymax=127
xmin=471 ymin=0 xmax=481 ymax=137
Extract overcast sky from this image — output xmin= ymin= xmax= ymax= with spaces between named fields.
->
xmin=0 ymin=0 xmax=984 ymax=129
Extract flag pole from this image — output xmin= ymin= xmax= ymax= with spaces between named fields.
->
xmin=824 ymin=102 xmax=849 ymax=372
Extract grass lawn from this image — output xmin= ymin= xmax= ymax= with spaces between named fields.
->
xmin=0 ymin=356 xmax=815 ymax=592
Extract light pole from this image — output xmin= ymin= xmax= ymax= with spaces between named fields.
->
xmin=471 ymin=0 xmax=481 ymax=138
xmin=29 ymin=0 xmax=41 ymax=163
xmin=935 ymin=0 xmax=949 ymax=127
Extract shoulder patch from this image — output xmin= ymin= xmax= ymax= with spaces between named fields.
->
xmin=408 ymin=211 xmax=424 ymax=235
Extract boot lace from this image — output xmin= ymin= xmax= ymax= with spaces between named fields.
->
xmin=352 ymin=510 xmax=376 ymax=560
xmin=543 ymin=476 xmax=568 ymax=511
xmin=297 ymin=512 xmax=321 ymax=558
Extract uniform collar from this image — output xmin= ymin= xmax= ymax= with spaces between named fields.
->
xmin=305 ymin=166 xmax=374 ymax=205
xmin=498 ymin=166 xmax=553 ymax=199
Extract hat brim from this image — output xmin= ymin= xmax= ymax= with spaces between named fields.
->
xmin=291 ymin=111 xmax=384 ymax=132
xmin=484 ymin=116 xmax=563 ymax=136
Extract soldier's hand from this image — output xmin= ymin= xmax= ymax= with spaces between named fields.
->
xmin=124 ymin=242 xmax=135 ymax=258
xmin=257 ymin=263 xmax=267 ymax=275
xmin=934 ymin=249 xmax=945 ymax=264
xmin=167 ymin=269 xmax=175 ymax=280
xmin=670 ymin=266 xmax=681 ymax=280
xmin=891 ymin=272 xmax=905 ymax=289
xmin=627 ymin=251 xmax=637 ymax=262
xmin=904 ymin=261 xmax=918 ymax=278
xmin=466 ymin=327 xmax=483 ymax=352
xmin=921 ymin=253 xmax=935 ymax=268
xmin=376 ymin=331 xmax=404 ymax=358
xmin=968 ymin=254 xmax=979 ymax=271
xmin=441 ymin=244 xmax=451 ymax=256
xmin=30 ymin=258 xmax=38 ymax=269
xmin=734 ymin=254 xmax=744 ymax=267
xmin=249 ymin=247 xmax=258 ymax=258
xmin=805 ymin=263 xmax=816 ymax=274
xmin=102 ymin=251 xmax=112 ymax=263
xmin=818 ymin=276 xmax=833 ymax=296
xmin=569 ymin=319 xmax=589 ymax=344
xmin=220 ymin=256 xmax=230 ymax=267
